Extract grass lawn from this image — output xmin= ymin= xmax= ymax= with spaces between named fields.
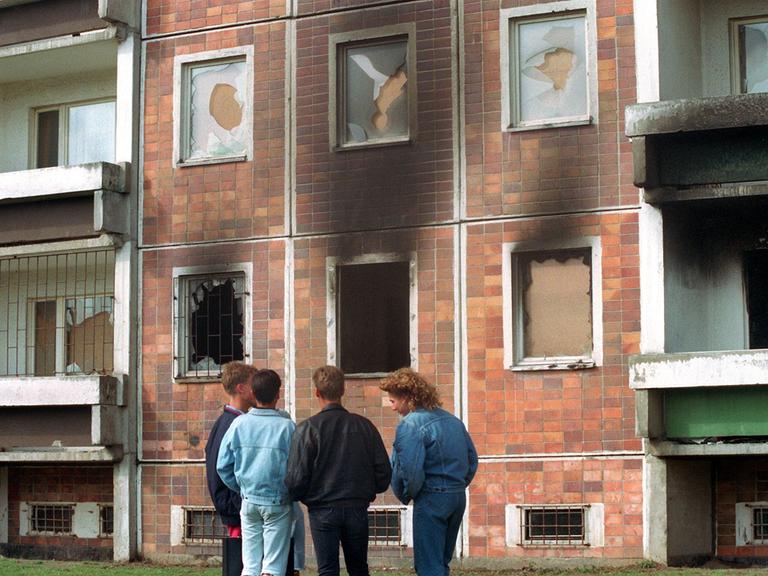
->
xmin=2 ymin=559 xmax=768 ymax=576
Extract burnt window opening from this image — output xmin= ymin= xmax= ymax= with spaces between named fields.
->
xmin=337 ymin=261 xmax=411 ymax=375
xmin=368 ymin=508 xmax=405 ymax=546
xmin=100 ymin=504 xmax=114 ymax=537
xmin=522 ymin=506 xmax=586 ymax=546
xmin=30 ymin=503 xmax=74 ymax=535
xmin=514 ymin=248 xmax=593 ymax=363
xmin=179 ymin=274 xmax=246 ymax=378
xmin=184 ymin=507 xmax=227 ymax=543
xmin=745 ymin=250 xmax=768 ymax=349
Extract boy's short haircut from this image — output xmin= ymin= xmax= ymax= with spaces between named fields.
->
xmin=221 ymin=361 xmax=256 ymax=395
xmin=312 ymin=365 xmax=345 ymax=401
xmin=251 ymin=369 xmax=282 ymax=405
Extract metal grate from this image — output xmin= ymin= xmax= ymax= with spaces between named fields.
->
xmin=754 ymin=508 xmax=768 ymax=541
xmin=0 ymin=250 xmax=115 ymax=377
xmin=184 ymin=508 xmax=228 ymax=543
xmin=521 ymin=505 xmax=587 ymax=546
xmin=175 ymin=274 xmax=246 ymax=378
xmin=30 ymin=504 xmax=74 ymax=535
xmin=100 ymin=504 xmax=114 ymax=537
xmin=368 ymin=508 xmax=404 ymax=546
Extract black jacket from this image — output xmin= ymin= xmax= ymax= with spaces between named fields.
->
xmin=285 ymin=403 xmax=391 ymax=509
xmin=205 ymin=406 xmax=243 ymax=526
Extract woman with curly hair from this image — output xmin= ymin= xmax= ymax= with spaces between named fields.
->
xmin=380 ymin=368 xmax=478 ymax=576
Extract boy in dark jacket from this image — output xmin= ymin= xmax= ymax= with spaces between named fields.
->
xmin=205 ymin=361 xmax=256 ymax=536
xmin=285 ymin=365 xmax=391 ymax=576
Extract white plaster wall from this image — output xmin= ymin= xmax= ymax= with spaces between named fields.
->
xmin=701 ymin=0 xmax=768 ymax=97
xmin=0 ymin=69 xmax=116 ymax=173
xmin=657 ymin=0 xmax=702 ymax=100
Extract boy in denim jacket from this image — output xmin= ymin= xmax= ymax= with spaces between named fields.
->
xmin=218 ymin=369 xmax=295 ymax=576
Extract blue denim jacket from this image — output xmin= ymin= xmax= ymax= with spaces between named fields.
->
xmin=390 ymin=407 xmax=478 ymax=504
xmin=217 ymin=408 xmax=295 ymax=505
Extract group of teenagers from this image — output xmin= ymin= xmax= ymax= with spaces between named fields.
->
xmin=205 ymin=363 xmax=478 ymax=576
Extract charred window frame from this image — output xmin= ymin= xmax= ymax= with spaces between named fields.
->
xmin=503 ymin=237 xmax=602 ymax=370
xmin=173 ymin=264 xmax=251 ymax=381
xmin=329 ymin=24 xmax=417 ymax=150
xmin=326 ymin=253 xmax=417 ymax=378
xmin=173 ymin=47 xmax=254 ymax=167
xmin=31 ymin=98 xmax=116 ymax=169
xmin=500 ymin=0 xmax=597 ymax=131
xmin=730 ymin=15 xmax=768 ymax=94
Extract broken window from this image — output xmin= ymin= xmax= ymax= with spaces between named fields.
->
xmin=183 ymin=58 xmax=248 ymax=162
xmin=511 ymin=248 xmax=594 ymax=367
xmin=745 ymin=250 xmax=768 ymax=349
xmin=34 ymin=100 xmax=116 ymax=168
xmin=734 ymin=17 xmax=768 ymax=94
xmin=176 ymin=273 xmax=246 ymax=379
xmin=509 ymin=13 xmax=588 ymax=126
xmin=336 ymin=261 xmax=411 ymax=375
xmin=0 ymin=250 xmax=114 ymax=377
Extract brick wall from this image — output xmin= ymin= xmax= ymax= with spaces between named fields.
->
xmin=716 ymin=458 xmax=768 ymax=559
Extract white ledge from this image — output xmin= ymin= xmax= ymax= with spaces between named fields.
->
xmin=0 ymin=27 xmax=118 ymax=60
xmin=0 ymin=162 xmax=125 ymax=203
xmin=648 ymin=440 xmax=768 ymax=458
xmin=0 ymin=375 xmax=120 ymax=407
xmin=629 ymin=350 xmax=768 ymax=389
xmin=0 ymin=446 xmax=123 ymax=463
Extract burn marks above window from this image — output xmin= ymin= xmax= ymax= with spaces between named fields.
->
xmin=173 ymin=265 xmax=251 ymax=381
xmin=327 ymin=254 xmax=417 ymax=377
xmin=173 ymin=48 xmax=254 ymax=167
xmin=330 ymin=25 xmax=417 ymax=149
xmin=501 ymin=1 xmax=596 ymax=130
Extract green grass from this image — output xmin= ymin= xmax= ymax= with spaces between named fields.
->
xmin=2 ymin=559 xmax=768 ymax=576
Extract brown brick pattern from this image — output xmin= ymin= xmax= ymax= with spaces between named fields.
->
xmin=716 ymin=459 xmax=768 ymax=558
xmin=143 ymin=24 xmax=286 ymax=246
xmin=145 ymin=0 xmax=286 ymax=36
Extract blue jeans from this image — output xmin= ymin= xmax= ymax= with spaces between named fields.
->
xmin=241 ymin=499 xmax=293 ymax=576
xmin=413 ymin=491 xmax=466 ymax=576
xmin=292 ymin=502 xmax=306 ymax=570
xmin=308 ymin=506 xmax=369 ymax=576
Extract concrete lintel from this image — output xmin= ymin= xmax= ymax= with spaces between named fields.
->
xmin=0 ymin=27 xmax=117 ymax=60
xmin=91 ymin=404 xmax=119 ymax=446
xmin=0 ymin=375 xmax=119 ymax=407
xmin=625 ymin=93 xmax=768 ymax=138
xmin=629 ymin=350 xmax=768 ymax=389
xmin=0 ymin=162 xmax=126 ymax=204
xmin=648 ymin=440 xmax=768 ymax=458
xmin=643 ymin=181 xmax=768 ymax=204
xmin=0 ymin=234 xmax=120 ymax=259
xmin=0 ymin=446 xmax=123 ymax=463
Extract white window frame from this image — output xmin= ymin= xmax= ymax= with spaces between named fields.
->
xmin=329 ymin=23 xmax=417 ymax=151
xmin=502 ymin=236 xmax=602 ymax=371
xmin=500 ymin=0 xmax=597 ymax=131
xmin=172 ymin=263 xmax=252 ymax=382
xmin=29 ymin=98 xmax=117 ymax=169
xmin=171 ymin=505 xmax=226 ymax=546
xmin=368 ymin=504 xmax=413 ymax=547
xmin=729 ymin=15 xmax=768 ymax=95
xmin=736 ymin=501 xmax=768 ymax=545
xmin=326 ymin=252 xmax=418 ymax=378
xmin=505 ymin=503 xmax=604 ymax=547
xmin=172 ymin=47 xmax=254 ymax=167
xmin=19 ymin=501 xmax=108 ymax=539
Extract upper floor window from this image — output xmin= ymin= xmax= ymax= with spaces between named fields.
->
xmin=732 ymin=16 xmax=768 ymax=94
xmin=33 ymin=100 xmax=116 ymax=168
xmin=330 ymin=24 xmax=417 ymax=149
xmin=501 ymin=0 xmax=596 ymax=131
xmin=503 ymin=237 xmax=602 ymax=370
xmin=173 ymin=48 xmax=254 ymax=167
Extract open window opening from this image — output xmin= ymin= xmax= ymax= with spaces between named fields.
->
xmin=745 ymin=250 xmax=768 ymax=349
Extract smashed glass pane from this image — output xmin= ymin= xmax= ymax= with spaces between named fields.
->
xmin=65 ymin=295 xmax=114 ymax=374
xmin=515 ymin=16 xmax=587 ymax=124
xmin=68 ymin=101 xmax=116 ymax=165
xmin=188 ymin=60 xmax=247 ymax=159
xmin=344 ymin=39 xmax=408 ymax=144
xmin=740 ymin=21 xmax=768 ymax=93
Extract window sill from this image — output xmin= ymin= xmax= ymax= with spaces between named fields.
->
xmin=509 ymin=359 xmax=595 ymax=371
xmin=176 ymin=154 xmax=247 ymax=168
xmin=505 ymin=116 xmax=592 ymax=133
xmin=174 ymin=376 xmax=222 ymax=384
xmin=333 ymin=136 xmax=412 ymax=152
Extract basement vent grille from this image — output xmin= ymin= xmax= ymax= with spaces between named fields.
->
xmin=183 ymin=507 xmax=227 ymax=543
xmin=368 ymin=507 xmax=405 ymax=546
xmin=521 ymin=505 xmax=587 ymax=546
xmin=30 ymin=503 xmax=74 ymax=535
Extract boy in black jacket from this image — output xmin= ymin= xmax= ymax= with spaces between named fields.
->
xmin=205 ymin=361 xmax=256 ymax=536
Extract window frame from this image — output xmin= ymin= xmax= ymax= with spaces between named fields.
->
xmin=182 ymin=506 xmax=227 ymax=545
xmin=98 ymin=503 xmax=114 ymax=538
xmin=505 ymin=503 xmax=604 ymax=548
xmin=368 ymin=504 xmax=413 ymax=547
xmin=29 ymin=97 xmax=117 ymax=169
xmin=172 ymin=263 xmax=252 ymax=382
xmin=326 ymin=252 xmax=418 ymax=378
xmin=736 ymin=501 xmax=768 ymax=545
xmin=329 ymin=23 xmax=417 ymax=151
xmin=26 ymin=502 xmax=75 ymax=536
xmin=172 ymin=47 xmax=254 ymax=168
xmin=502 ymin=236 xmax=602 ymax=371
xmin=500 ymin=0 xmax=597 ymax=132
xmin=730 ymin=15 xmax=768 ymax=95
